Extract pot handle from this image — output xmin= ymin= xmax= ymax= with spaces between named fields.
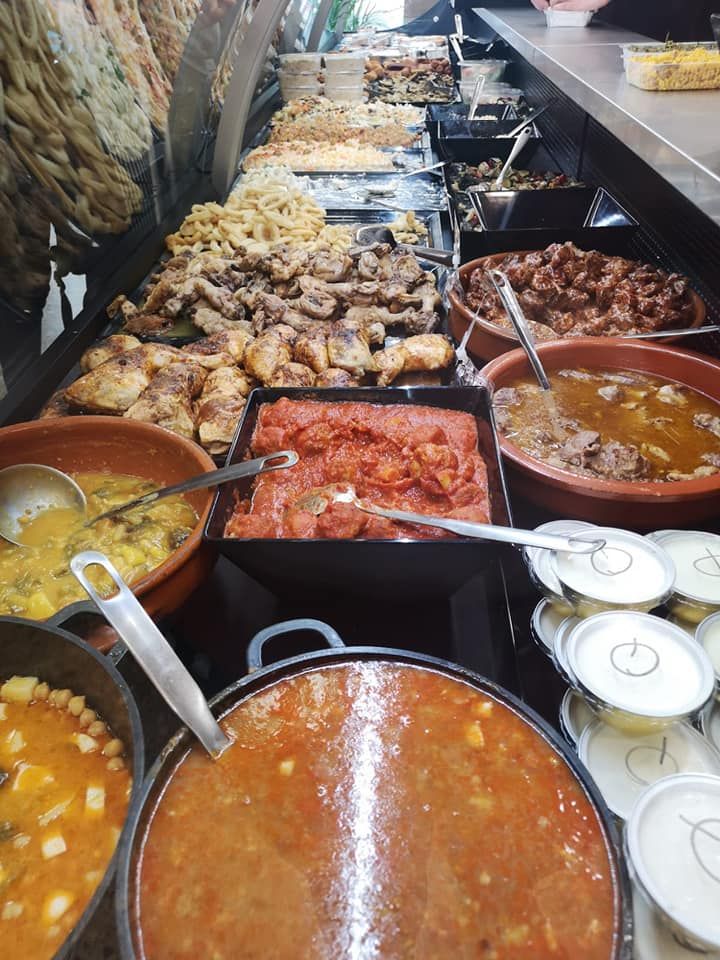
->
xmin=44 ymin=601 xmax=121 ymax=653
xmin=44 ymin=600 xmax=97 ymax=629
xmin=247 ymin=619 xmax=345 ymax=673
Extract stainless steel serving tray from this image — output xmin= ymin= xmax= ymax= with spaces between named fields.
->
xmin=296 ymin=171 xmax=447 ymax=210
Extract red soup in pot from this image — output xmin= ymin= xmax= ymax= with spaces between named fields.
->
xmin=136 ymin=663 xmax=617 ymax=959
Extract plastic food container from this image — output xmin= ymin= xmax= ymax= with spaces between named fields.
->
xmin=578 ymin=720 xmax=720 ymax=820
xmin=620 ymin=41 xmax=717 ymax=69
xmin=699 ymin=699 xmax=720 ymax=752
xmin=565 ymin=611 xmax=715 ymax=734
xmin=458 ymin=81 xmax=523 ymax=105
xmin=544 ymin=9 xmax=594 ymax=27
xmin=697 ymin=612 xmax=720 ymax=685
xmin=279 ymin=78 xmax=324 ymax=100
xmin=279 ymin=53 xmax=323 ymax=74
xmin=559 ymin=689 xmax=594 ymax=746
xmin=324 ymin=53 xmax=365 ymax=75
xmin=625 ymin=48 xmax=720 ymax=91
xmin=552 ymin=527 xmax=675 ymax=618
xmin=458 ymin=60 xmax=509 ymax=83
xmin=325 ymin=88 xmax=365 ymax=103
xmin=647 ymin=530 xmax=720 ymax=624
xmin=631 ymin=880 xmax=703 ymax=960
xmin=626 ymin=773 xmax=720 ymax=952
xmin=530 ymin=598 xmax=566 ymax=657
xmin=523 ymin=519 xmax=596 ymax=613
xmin=552 ymin=615 xmax=581 ymax=683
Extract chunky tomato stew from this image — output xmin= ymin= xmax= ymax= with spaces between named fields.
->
xmin=0 ymin=676 xmax=131 ymax=959
xmin=137 ymin=663 xmax=617 ymax=959
xmin=224 ymin=399 xmax=490 ymax=539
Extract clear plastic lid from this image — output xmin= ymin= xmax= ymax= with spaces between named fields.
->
xmin=696 ymin=612 xmax=720 ymax=680
xmin=530 ymin=599 xmax=566 ymax=655
xmin=627 ymin=773 xmax=720 ymax=950
xmin=524 ymin=519 xmax=596 ymax=598
xmin=579 ymin=720 xmax=720 ymax=820
xmin=553 ymin=528 xmax=675 ymax=606
xmin=650 ymin=530 xmax=720 ymax=606
xmin=559 ymin=689 xmax=594 ymax=745
xmin=566 ymin=612 xmax=714 ymax=718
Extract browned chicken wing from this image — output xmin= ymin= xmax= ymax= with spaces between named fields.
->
xmin=314 ymin=368 xmax=360 ymax=388
xmin=374 ymin=334 xmax=454 ymax=386
xmin=268 ymin=362 xmax=316 ymax=388
xmin=293 ymin=331 xmax=330 ymax=373
xmin=196 ymin=366 xmax=254 ymax=455
xmin=80 ymin=334 xmax=141 ymax=373
xmin=124 ymin=362 xmax=207 ymax=439
xmin=244 ymin=331 xmax=292 ymax=384
xmin=327 ymin=320 xmax=375 ymax=376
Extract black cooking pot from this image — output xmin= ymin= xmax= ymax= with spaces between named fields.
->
xmin=117 ymin=618 xmax=632 ymax=958
xmin=0 ymin=614 xmax=145 ymax=959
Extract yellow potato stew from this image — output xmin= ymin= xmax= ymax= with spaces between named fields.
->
xmin=0 ymin=472 xmax=197 ymax=619
xmin=0 ymin=675 xmax=131 ymax=959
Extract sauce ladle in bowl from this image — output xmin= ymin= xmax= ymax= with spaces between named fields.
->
xmin=0 ymin=452 xmax=298 ymax=546
xmin=71 ymin=551 xmax=231 ymax=758
xmin=293 ymin=484 xmax=605 ymax=554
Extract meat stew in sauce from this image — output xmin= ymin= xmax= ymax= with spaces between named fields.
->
xmin=466 ymin=243 xmax=696 ymax=339
xmin=494 ymin=368 xmax=720 ymax=482
xmin=0 ymin=676 xmax=131 ymax=959
xmin=136 ymin=662 xmax=618 ymax=960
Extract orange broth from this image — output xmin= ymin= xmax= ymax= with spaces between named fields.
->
xmin=137 ymin=663 xmax=617 ymax=959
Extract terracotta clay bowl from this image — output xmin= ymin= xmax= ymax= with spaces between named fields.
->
xmin=0 ymin=417 xmax=216 ymax=647
xmin=481 ymin=338 xmax=720 ymax=529
xmin=448 ymin=251 xmax=707 ymax=362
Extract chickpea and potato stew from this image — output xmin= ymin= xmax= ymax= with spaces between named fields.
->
xmin=0 ymin=675 xmax=131 ymax=959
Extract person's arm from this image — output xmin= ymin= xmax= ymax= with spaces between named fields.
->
xmin=530 ymin=0 xmax=550 ymax=10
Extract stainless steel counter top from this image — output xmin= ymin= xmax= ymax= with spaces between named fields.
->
xmin=476 ymin=7 xmax=720 ymax=225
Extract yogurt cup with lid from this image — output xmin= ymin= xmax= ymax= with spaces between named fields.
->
xmin=626 ymin=773 xmax=720 ymax=952
xmin=579 ymin=720 xmax=720 ymax=821
xmin=523 ymin=519 xmax=596 ymax=614
xmin=551 ymin=615 xmax=581 ymax=684
xmin=559 ymin=689 xmax=594 ymax=746
xmin=552 ymin=527 xmax=675 ymax=618
xmin=631 ymin=880 xmax=708 ymax=960
xmin=700 ymin=699 xmax=720 ymax=753
xmin=697 ymin=611 xmax=720 ymax=685
xmin=530 ymin=599 xmax=566 ymax=657
xmin=649 ymin=530 xmax=720 ymax=624
xmin=566 ymin=611 xmax=715 ymax=734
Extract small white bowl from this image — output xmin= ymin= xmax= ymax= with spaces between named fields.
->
xmin=544 ymin=9 xmax=594 ymax=27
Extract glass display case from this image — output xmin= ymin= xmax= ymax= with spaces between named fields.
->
xmin=0 ymin=0 xmax=325 ymax=425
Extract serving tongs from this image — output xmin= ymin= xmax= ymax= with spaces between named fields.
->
xmin=293 ymin=484 xmax=605 ymax=555
xmin=71 ymin=552 xmax=231 ymax=758
xmin=498 ymin=99 xmax=555 ymax=139
xmin=354 ymin=224 xmax=454 ymax=266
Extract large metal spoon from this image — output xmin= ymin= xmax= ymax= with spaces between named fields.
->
xmin=292 ymin=483 xmax=605 ymax=554
xmin=0 ymin=451 xmax=298 ymax=546
xmin=354 ymin=225 xmax=454 ymax=266
xmin=71 ymin=551 xmax=230 ymax=758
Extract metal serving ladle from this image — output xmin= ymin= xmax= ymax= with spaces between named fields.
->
xmin=71 ymin=551 xmax=230 ymax=758
xmin=293 ymin=483 xmax=605 ymax=554
xmin=0 ymin=452 xmax=298 ymax=547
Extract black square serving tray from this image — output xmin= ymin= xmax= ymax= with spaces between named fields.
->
xmin=467 ymin=186 xmax=639 ymax=256
xmin=436 ymin=120 xmax=540 ymax=164
xmin=204 ymin=386 xmax=513 ymax=598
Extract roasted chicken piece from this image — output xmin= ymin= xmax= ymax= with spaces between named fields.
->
xmin=293 ymin=331 xmax=329 ymax=373
xmin=107 ymin=294 xmax=139 ymax=324
xmin=80 ymin=335 xmax=141 ymax=373
xmin=182 ymin=328 xmax=254 ymax=365
xmin=314 ymin=368 xmax=359 ymax=388
xmin=327 ymin=320 xmax=375 ymax=376
xmin=374 ymin=334 xmax=454 ymax=386
xmin=196 ymin=367 xmax=254 ymax=455
xmin=65 ymin=344 xmax=189 ymax=415
xmin=268 ymin=362 xmax=315 ymax=388
xmin=297 ymin=276 xmax=338 ymax=321
xmin=308 ymin=249 xmax=353 ymax=282
xmin=66 ymin=346 xmax=157 ymax=414
xmin=193 ymin=307 xmax=246 ymax=336
xmin=123 ymin=313 xmax=176 ymax=336
xmin=244 ymin=331 xmax=292 ymax=384
xmin=38 ymin=389 xmax=73 ymax=419
xmin=251 ymin=292 xmax=317 ymax=334
xmin=124 ymin=362 xmax=207 ymax=439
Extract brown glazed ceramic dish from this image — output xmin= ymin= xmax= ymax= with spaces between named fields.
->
xmin=481 ymin=339 xmax=720 ymax=529
xmin=0 ymin=417 xmax=216 ymax=647
xmin=448 ymin=252 xmax=707 ymax=361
